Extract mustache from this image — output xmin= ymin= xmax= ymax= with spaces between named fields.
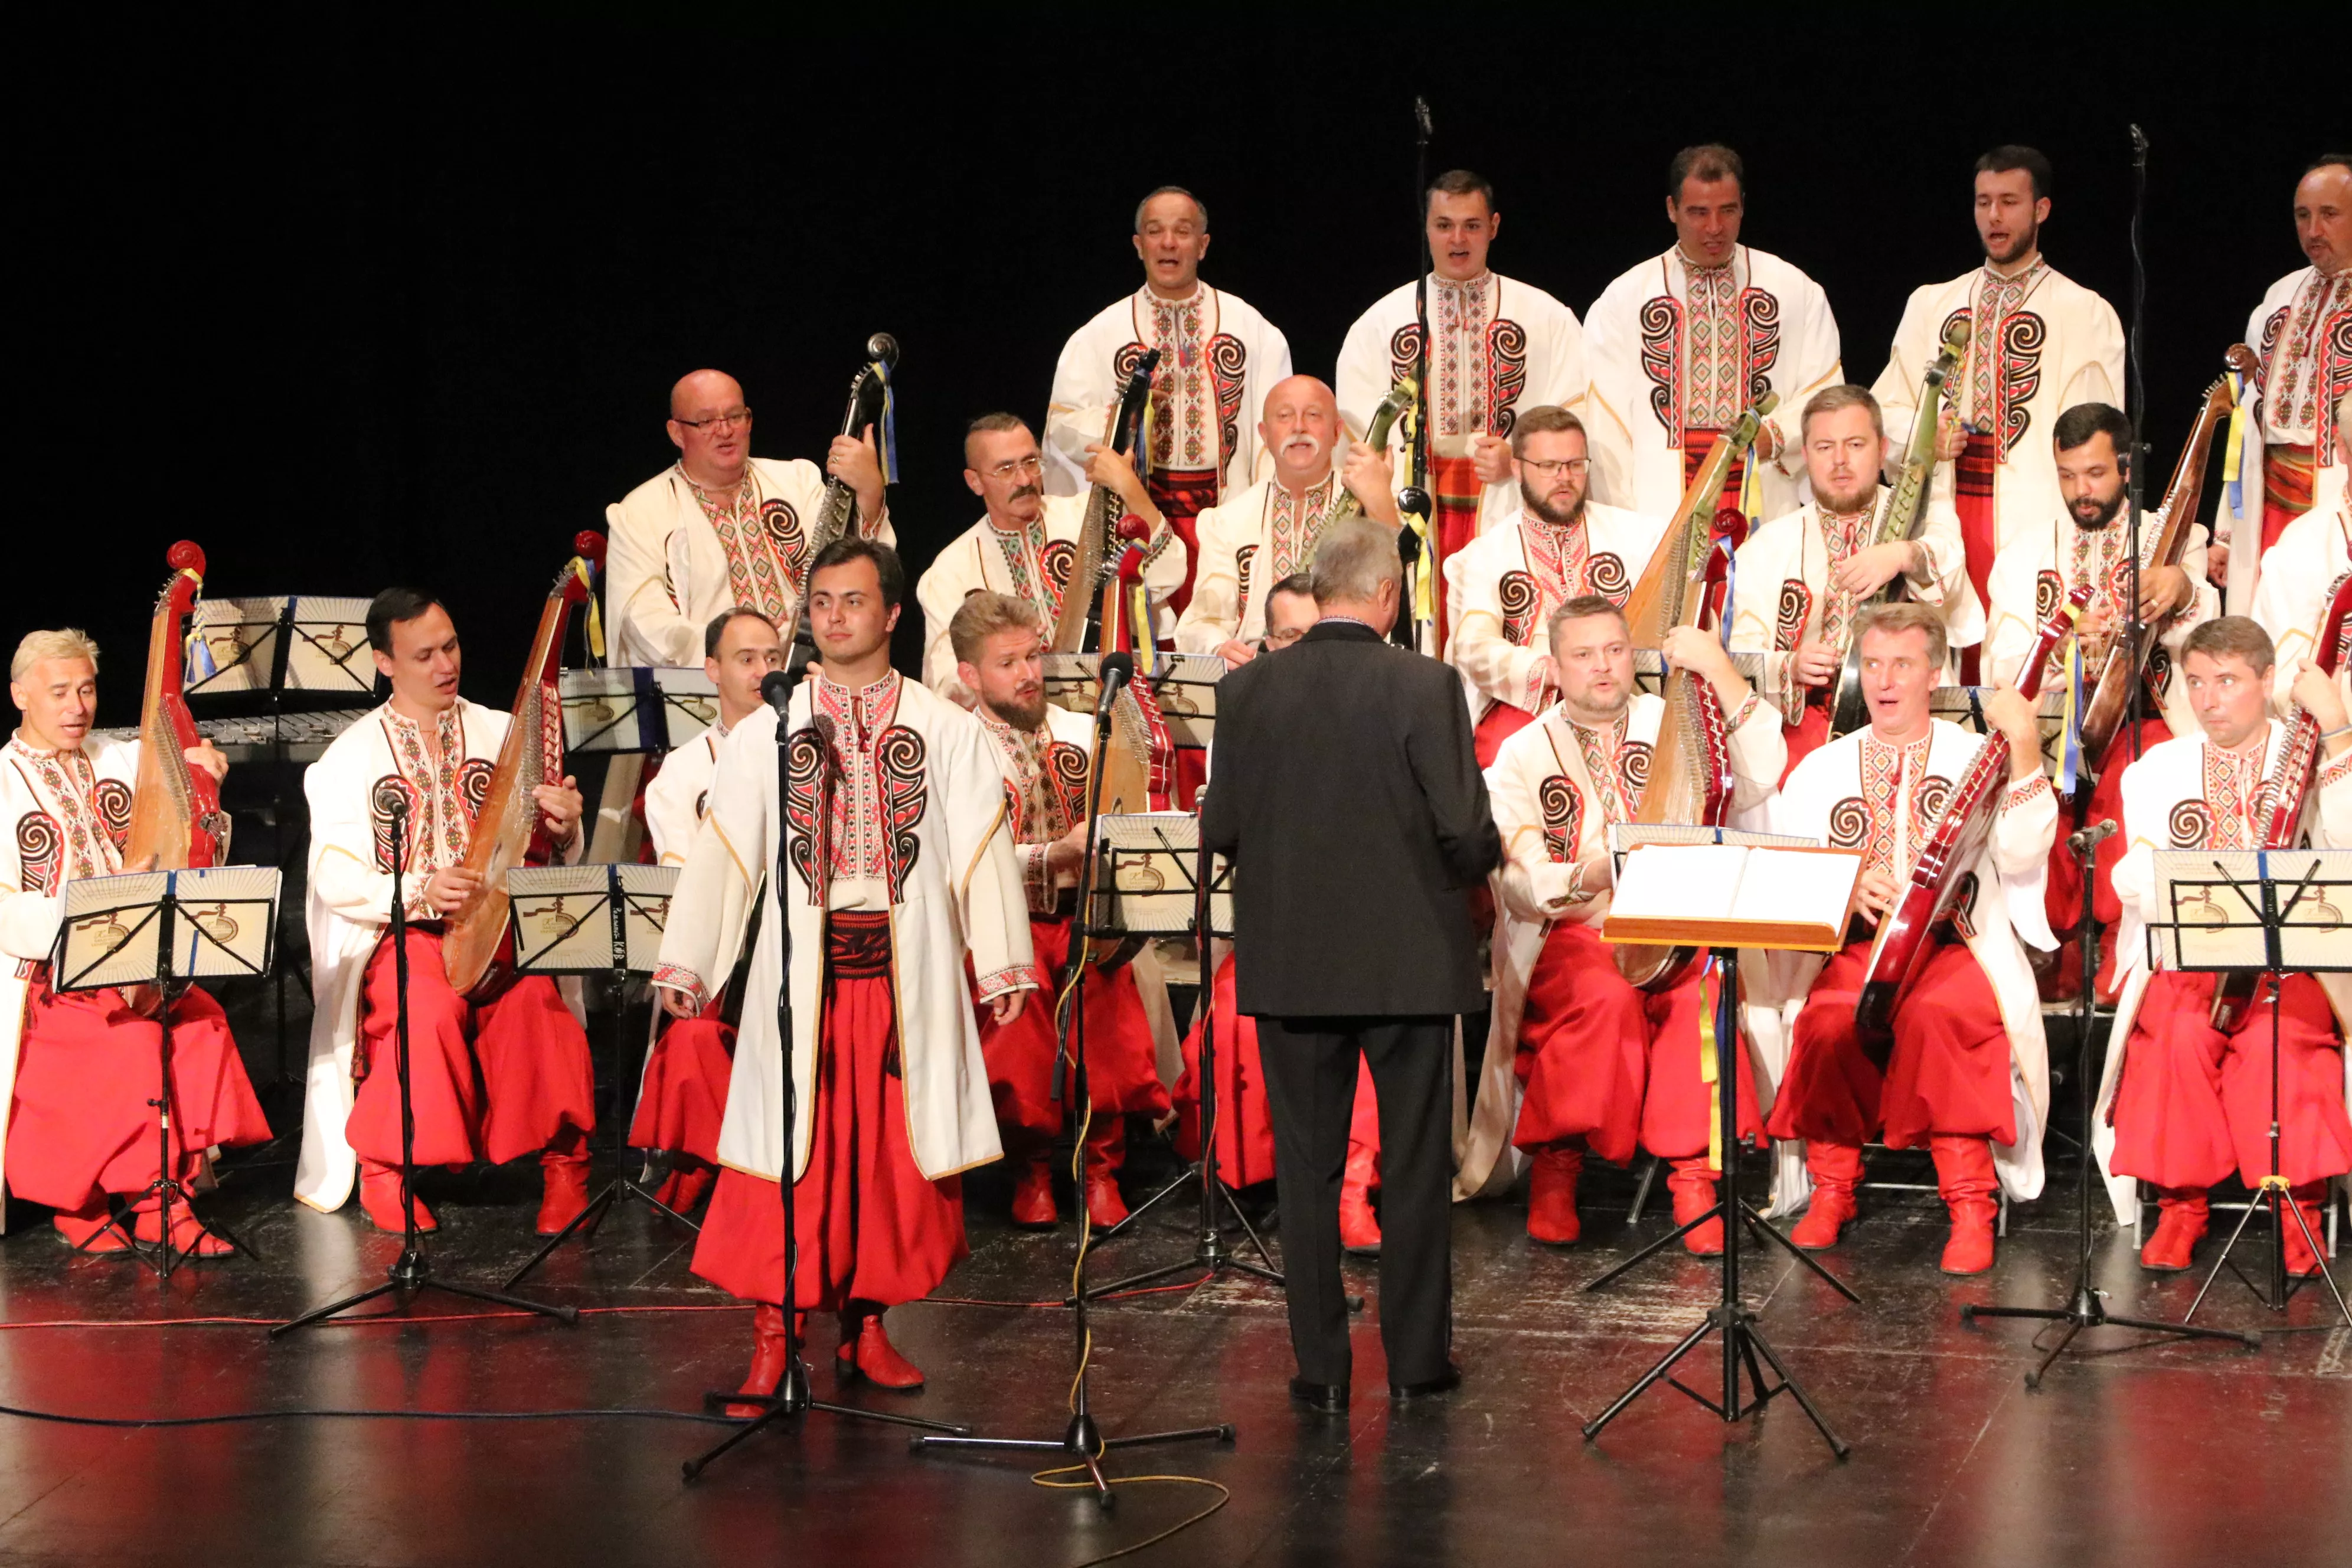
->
xmin=1009 ymin=483 xmax=1042 ymax=502
xmin=1281 ymin=432 xmax=1326 ymax=458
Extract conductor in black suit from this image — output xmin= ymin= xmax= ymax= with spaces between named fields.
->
xmin=1201 ymin=517 xmax=1500 ymax=1410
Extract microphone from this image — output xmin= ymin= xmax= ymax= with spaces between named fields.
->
xmin=760 ymin=670 xmax=795 ymax=715
xmin=2067 ymin=819 xmax=2119 ymax=854
xmin=1095 ymin=650 xmax=1135 ymax=725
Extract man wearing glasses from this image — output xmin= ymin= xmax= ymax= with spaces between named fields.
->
xmin=1443 ymin=406 xmax=1668 ymax=766
xmin=914 ymin=413 xmax=1184 ymax=706
xmin=604 ymin=368 xmax=893 ymax=669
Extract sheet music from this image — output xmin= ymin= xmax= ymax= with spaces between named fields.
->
xmin=1730 ymin=850 xmax=1860 ymax=926
xmin=1609 ymin=844 xmax=1857 ymax=932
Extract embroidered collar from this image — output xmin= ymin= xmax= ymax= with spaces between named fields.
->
xmin=6 ymin=732 xmax=83 ymax=763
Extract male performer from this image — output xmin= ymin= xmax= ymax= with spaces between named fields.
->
xmin=628 ymin=606 xmax=786 ymax=1213
xmin=1336 ymin=170 xmax=1585 ymax=641
xmin=1456 ymin=596 xmax=1782 ymax=1251
xmin=951 ymin=592 xmax=1170 ymax=1229
xmin=2216 ymin=157 xmax=2351 ymax=610
xmin=1874 ymin=146 xmax=2125 ymax=628
xmin=1046 ymin=187 xmax=1294 ymax=612
xmin=1 ymin=631 xmax=268 ymax=1255
xmin=1178 ymin=375 xmax=1399 ymax=665
xmin=1444 ymin=405 xmax=1669 ymax=764
xmin=2249 ymin=392 xmax=2352 ymax=699
xmin=296 ymin=590 xmax=597 ymax=1235
xmin=605 ymin=368 xmax=893 ymax=668
xmin=2095 ymin=617 xmax=2352 ymax=1275
xmin=1729 ymin=386 xmax=1972 ymax=776
xmin=1204 ymin=517 xmax=1500 ymax=1409
xmin=916 ymin=413 xmax=1185 ymax=704
xmin=1981 ymin=403 xmax=2210 ymax=995
xmin=1761 ymin=603 xmax=2057 ymax=1274
xmin=658 ymin=539 xmax=1033 ymax=1403
xmin=1585 ymin=145 xmax=1843 ymax=522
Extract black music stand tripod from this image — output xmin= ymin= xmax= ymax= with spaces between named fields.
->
xmin=1089 ymin=808 xmax=1283 ymax=1301
xmin=1581 ymin=945 xmax=1854 ymax=1458
xmin=51 ymin=865 xmax=282 ymax=1276
xmin=1960 ymin=825 xmax=2258 ymax=1383
xmin=914 ymin=655 xmax=1232 ymax=1505
xmin=275 ymin=799 xmax=577 ymax=1337
xmin=505 ymin=863 xmax=700 ymax=1288
xmin=682 ymin=672 xmax=969 ymax=1482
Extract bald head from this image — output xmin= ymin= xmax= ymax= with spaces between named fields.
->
xmin=667 ymin=370 xmax=753 ymax=488
xmin=1259 ymin=375 xmax=1342 ymax=489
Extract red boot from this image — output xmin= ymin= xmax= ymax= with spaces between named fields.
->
xmin=652 ymin=1159 xmax=715 ymax=1216
xmin=1010 ymin=1151 xmax=1059 ymax=1229
xmin=1083 ymin=1118 xmax=1129 ymax=1229
xmin=1340 ymin=1141 xmax=1382 ymax=1256
xmin=1667 ymin=1158 xmax=1723 ymax=1256
xmin=1789 ymin=1142 xmax=1861 ymax=1250
xmin=51 ymin=1201 xmax=131 ymax=1255
xmin=358 ymin=1158 xmax=437 ymax=1233
xmin=724 ymin=1305 xmax=806 ymax=1418
xmin=2139 ymin=1188 xmax=2208 ymax=1272
xmin=1932 ymin=1135 xmax=1998 ymax=1276
xmin=2284 ymin=1184 xmax=2330 ymax=1279
xmin=133 ymin=1199 xmax=234 ymax=1259
xmin=837 ymin=1310 xmax=925 ymax=1390
xmin=537 ymin=1127 xmax=592 ymax=1236
xmin=1526 ymin=1145 xmax=1582 ymax=1246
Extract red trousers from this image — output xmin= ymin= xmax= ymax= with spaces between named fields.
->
xmin=628 ymin=1012 xmax=734 ymax=1164
xmin=1779 ymin=697 xmax=1832 ymax=785
xmin=1149 ymin=466 xmax=1221 ymax=618
xmin=691 ymin=938 xmax=965 ymax=1311
xmin=2047 ymin=721 xmax=2171 ymax=941
xmin=1430 ymin=452 xmax=1481 ymax=652
xmin=978 ymin=916 xmax=1168 ymax=1151
xmin=1172 ymin=952 xmax=1379 ymax=1187
xmin=2110 ymin=971 xmax=2352 ymax=1191
xmin=1954 ymin=433 xmax=1999 ymax=684
xmin=1768 ymin=937 xmax=2014 ymax=1150
xmin=1513 ymin=922 xmax=1760 ymax=1163
xmin=346 ymin=928 xmax=596 ymax=1169
xmin=6 ymin=980 xmax=269 ymax=1211
xmin=1473 ymin=701 xmax=1537 ymax=770
xmin=2260 ymin=444 xmax=2315 ymax=554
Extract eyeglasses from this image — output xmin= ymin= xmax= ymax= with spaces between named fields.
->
xmin=676 ymin=407 xmax=753 ymax=431
xmin=1522 ymin=458 xmax=1589 ymax=478
xmin=985 ymin=455 xmax=1044 ymax=480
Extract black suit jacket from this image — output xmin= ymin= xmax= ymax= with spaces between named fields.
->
xmin=1201 ymin=619 xmax=1500 ymax=1018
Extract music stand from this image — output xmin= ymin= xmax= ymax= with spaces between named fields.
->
xmin=2147 ymin=851 xmax=2352 ymax=1331
xmin=1579 ymin=835 xmax=1863 ymax=1459
xmin=914 ymin=664 xmax=1233 ymax=1505
xmin=52 ymin=866 xmax=281 ymax=1276
xmin=502 ymin=863 xmax=700 ymax=1288
xmin=1044 ymin=651 xmax=1214 ymax=806
xmin=186 ymin=595 xmax=376 ymax=1099
xmin=1083 ymin=811 xmax=1283 ymax=1296
xmin=563 ymin=667 xmax=717 ymax=866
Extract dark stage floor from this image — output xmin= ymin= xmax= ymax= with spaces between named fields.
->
xmin=0 ymin=997 xmax=2346 ymax=1568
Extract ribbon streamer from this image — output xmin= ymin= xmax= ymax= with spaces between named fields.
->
xmin=1696 ymin=955 xmax=1722 ymax=1174
xmin=2221 ymin=370 xmax=2247 ymax=522
xmin=571 ymin=557 xmax=605 ymax=663
xmin=2057 ymin=600 xmax=2083 ymax=794
xmin=871 ymin=359 xmax=900 ymax=487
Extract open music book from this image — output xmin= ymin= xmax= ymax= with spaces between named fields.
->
xmin=1602 ymin=844 xmax=1863 ymax=952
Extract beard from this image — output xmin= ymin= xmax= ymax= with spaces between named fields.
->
xmin=1521 ymin=478 xmax=1586 ymax=530
xmin=1816 ymin=478 xmax=1878 ymax=518
xmin=2069 ymin=486 xmax=2126 ymax=531
xmin=986 ymin=688 xmax=1048 ymax=731
xmin=1984 ymin=216 xmax=2040 ymax=266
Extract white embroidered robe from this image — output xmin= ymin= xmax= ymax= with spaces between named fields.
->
xmin=1174 ymin=472 xmax=1346 ymax=653
xmin=605 ymin=458 xmax=895 ymax=669
xmin=1454 ymin=691 xmax=1785 ymax=1199
xmin=2219 ymin=266 xmax=2352 ymax=614
xmin=1756 ymin=720 xmax=2060 ymax=1201
xmin=1442 ymin=503 xmax=1668 ymax=721
xmin=652 ymin=673 xmax=1030 ymax=1182
xmin=2092 ymin=726 xmax=2352 ymax=1220
xmin=1044 ymin=285 xmax=1292 ymax=499
xmin=2248 ymin=497 xmax=2352 ymax=708
xmin=645 ymin=721 xmax=724 ymax=865
xmin=1584 ymin=246 xmax=1843 ymax=521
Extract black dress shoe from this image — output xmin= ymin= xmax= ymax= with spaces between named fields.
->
xmin=1389 ymin=1363 xmax=1462 ymax=1401
xmin=1289 ymin=1377 xmax=1348 ymax=1413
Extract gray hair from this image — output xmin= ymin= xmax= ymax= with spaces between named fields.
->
xmin=1308 ymin=518 xmax=1404 ymax=606
xmin=12 ymin=629 xmax=100 ymax=682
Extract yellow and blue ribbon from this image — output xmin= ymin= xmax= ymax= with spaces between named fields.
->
xmin=871 ymin=359 xmax=900 ymax=486
xmin=571 ymin=556 xmax=605 ymax=662
xmin=1696 ymin=955 xmax=1723 ymax=1174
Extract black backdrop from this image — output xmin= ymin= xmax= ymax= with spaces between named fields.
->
xmin=14 ymin=18 xmax=2339 ymax=725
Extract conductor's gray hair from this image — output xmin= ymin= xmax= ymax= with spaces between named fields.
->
xmin=1308 ymin=518 xmax=1404 ymax=606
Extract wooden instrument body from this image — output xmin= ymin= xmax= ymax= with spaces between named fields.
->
xmin=1854 ymin=584 xmax=2090 ymax=1056
xmin=787 ymin=335 xmax=899 ymax=658
xmin=442 ymin=534 xmax=603 ymax=1000
xmin=1622 ymin=396 xmax=1776 ymax=651
xmin=2209 ymin=572 xmax=2352 ymax=1029
xmin=2076 ymin=348 xmax=2255 ymax=760
xmin=1327 ymin=376 xmax=1417 ymax=530
xmin=1828 ymin=321 xmax=1972 ymax=739
xmin=125 ymin=541 xmax=230 ymax=871
xmin=1052 ymin=351 xmax=1159 ymax=654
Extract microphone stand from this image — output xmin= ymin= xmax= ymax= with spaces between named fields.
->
xmin=1398 ymin=93 xmax=1436 ymax=654
xmin=276 ymin=796 xmax=576 ymax=1337
xmin=2124 ymin=125 xmax=2149 ymax=767
xmin=913 ymin=654 xmax=1233 ymax=1505
xmin=1961 ymin=818 xmax=2256 ymax=1382
xmin=684 ymin=661 xmax=968 ymax=1481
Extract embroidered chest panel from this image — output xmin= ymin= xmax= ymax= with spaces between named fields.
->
xmin=1827 ymin=733 xmax=1947 ymax=880
xmin=1122 ymin=292 xmax=1247 ymax=478
xmin=2173 ymin=741 xmax=2271 ymax=850
xmin=6 ymin=742 xmax=125 ymax=894
xmin=1507 ymin=520 xmax=1629 ymax=646
xmin=1386 ymin=279 xmax=1530 ymax=439
xmin=988 ymin=520 xmax=1073 ymax=626
xmin=370 ymin=707 xmax=489 ymax=875
xmin=785 ymin=677 xmax=926 ymax=903
xmin=1953 ymin=263 xmax=2048 ymax=460
xmin=1639 ymin=263 xmax=1781 ymax=445
xmin=692 ymin=472 xmax=808 ymax=621
xmin=2259 ymin=273 xmax=2352 ymax=447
